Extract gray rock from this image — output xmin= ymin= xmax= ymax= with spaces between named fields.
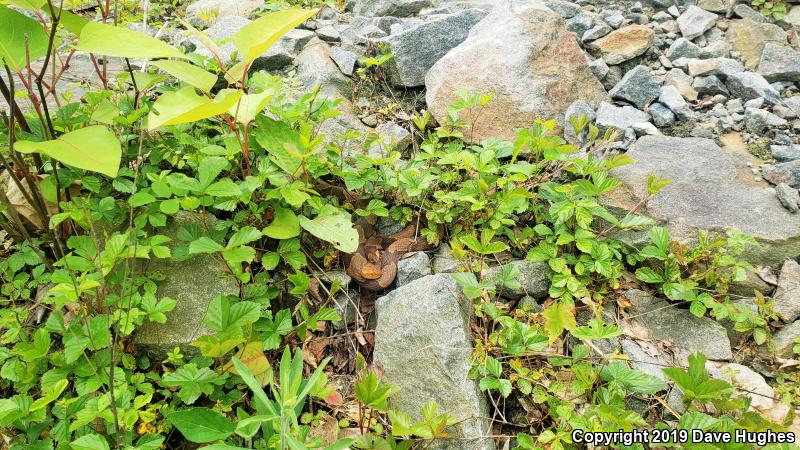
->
xmin=745 ymin=107 xmax=788 ymax=133
xmin=566 ymin=12 xmax=595 ymax=36
xmin=396 ymin=252 xmax=432 ymax=286
xmin=698 ymin=0 xmax=734 ymax=13
xmin=757 ymin=42 xmax=800 ymax=82
xmin=776 ymin=183 xmax=800 ymax=213
xmin=769 ymin=319 xmax=800 ymax=358
xmin=609 ymin=65 xmax=660 ymax=109
xmin=610 ymin=136 xmax=800 ymax=266
xmin=353 ymin=0 xmax=432 ymax=17
xmin=666 ymin=38 xmax=704 ymax=60
xmin=190 ymin=15 xmax=251 ymax=64
xmin=623 ymin=289 xmax=732 ymax=360
xmin=763 ymin=160 xmax=800 ymax=187
xmin=666 ymin=68 xmax=699 ymax=101
xmin=432 ymin=244 xmax=462 ymax=273
xmin=254 ymin=29 xmax=316 ymax=71
xmin=693 ymin=75 xmax=729 ymax=96
xmin=601 ymin=9 xmax=626 ymax=28
xmin=773 ymin=259 xmax=800 ymax=322
xmin=583 ymin=23 xmax=612 ymax=41
xmin=341 ymin=17 xmax=389 ymax=45
xmin=313 ymin=269 xmax=352 ymax=292
xmin=281 ymin=29 xmax=317 ymax=53
xmin=374 ymin=274 xmax=492 ymax=450
xmin=133 ymin=212 xmax=239 ymax=357
xmin=687 ymin=57 xmax=744 ymax=77
xmin=515 ymin=295 xmax=543 ymax=313
xmin=725 ymin=72 xmax=782 ymax=103
xmin=596 ymin=101 xmax=650 ymax=132
xmin=772 ymin=145 xmax=800 ymax=162
xmin=329 ymin=47 xmax=358 ymax=76
xmin=369 ymin=122 xmax=413 ymax=155
xmin=316 ymin=25 xmax=341 ymax=42
xmin=632 ymin=121 xmax=661 ymax=136
xmin=296 ymin=38 xmax=354 ymax=97
xmin=677 ymin=6 xmax=718 ymax=40
xmin=381 ymin=8 xmax=486 ymax=87
xmin=543 ymin=0 xmax=582 ymax=18
xmin=621 ymin=339 xmax=671 ymax=384
xmin=659 ymin=85 xmax=696 ymax=121
xmin=426 ymin=0 xmax=608 ymax=142
xmin=733 ymin=3 xmax=768 ymax=22
xmin=588 ymin=58 xmax=610 ymax=79
xmin=483 ymin=260 xmax=550 ymax=299
xmin=650 ymin=103 xmax=677 ymax=127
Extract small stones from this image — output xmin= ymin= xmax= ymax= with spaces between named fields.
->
xmin=601 ymin=10 xmax=625 ymax=28
xmin=316 ymin=24 xmax=341 ymax=42
xmin=582 ymin=23 xmax=612 ymax=42
xmin=677 ymin=6 xmax=718 ymax=40
xmin=776 ymin=183 xmax=800 ymax=213
xmin=757 ymin=42 xmax=800 ymax=83
xmin=744 ymin=107 xmax=787 ymax=133
xmin=566 ymin=12 xmax=595 ymax=36
xmin=609 ymin=65 xmax=661 ymax=109
xmin=665 ymin=68 xmax=699 ymax=101
xmin=650 ymin=103 xmax=677 ymax=127
xmin=666 ymin=37 xmax=704 ymax=60
xmin=770 ymin=320 xmax=800 ymax=358
xmin=772 ymin=145 xmax=800 ymax=162
xmin=589 ymin=24 xmax=654 ymax=65
xmin=483 ymin=260 xmax=550 ymax=299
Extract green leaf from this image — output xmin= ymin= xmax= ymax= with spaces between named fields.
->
xmin=70 ymin=434 xmax=110 ymax=450
xmin=299 ymin=205 xmax=358 ymax=254
xmin=162 ymin=364 xmax=228 ymax=404
xmin=203 ymin=296 xmax=260 ymax=333
xmin=0 ymin=6 xmax=48 ymax=71
xmin=151 ymin=60 xmax=217 ymax=93
xmin=354 ymin=370 xmax=395 ymax=412
xmin=148 ymin=87 xmax=242 ymax=131
xmin=231 ymin=8 xmax=318 ymax=63
xmin=166 ymin=408 xmax=235 ymax=443
xmin=2 ymin=0 xmax=46 ymax=10
xmin=263 ymin=207 xmax=300 ymax=239
xmin=600 ymin=361 xmax=667 ymax=394
xmin=76 ymin=21 xmax=185 ymax=59
xmin=129 ymin=191 xmax=156 ymax=207
xmin=60 ymin=10 xmax=89 ymax=35
xmin=228 ymin=227 xmax=262 ymax=248
xmin=634 ymin=267 xmax=663 ymax=284
xmin=15 ymin=125 xmax=121 ymax=178
xmin=542 ymin=302 xmax=576 ymax=343
xmin=189 ymin=237 xmax=224 ymax=254
xmin=255 ymin=118 xmax=304 ymax=175
xmin=230 ymin=90 xmax=276 ymax=125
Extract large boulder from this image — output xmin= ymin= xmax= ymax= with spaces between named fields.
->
xmin=380 ymin=9 xmax=487 ymax=87
xmin=425 ymin=0 xmax=607 ymax=142
xmin=374 ymin=274 xmax=492 ymax=450
xmin=609 ymin=136 xmax=800 ymax=267
xmin=133 ymin=212 xmax=239 ymax=357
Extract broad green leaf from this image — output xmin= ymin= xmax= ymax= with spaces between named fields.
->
xmin=227 ymin=227 xmax=262 ymax=248
xmin=229 ymin=89 xmax=276 ymax=125
xmin=148 ymin=87 xmax=241 ymax=131
xmin=231 ymin=8 xmax=318 ymax=63
xmin=1 ymin=0 xmax=46 ymax=10
xmin=189 ymin=237 xmax=224 ymax=254
xmin=166 ymin=408 xmax=235 ymax=443
xmin=600 ymin=361 xmax=667 ymax=394
xmin=60 ymin=10 xmax=89 ymax=35
xmin=76 ymin=21 xmax=185 ymax=59
xmin=255 ymin=118 xmax=304 ymax=175
xmin=30 ymin=379 xmax=68 ymax=411
xmin=299 ymin=205 xmax=358 ymax=254
xmin=542 ymin=302 xmax=576 ymax=343
xmin=70 ymin=434 xmax=110 ymax=450
xmin=262 ymin=207 xmax=300 ymax=239
xmin=0 ymin=6 xmax=49 ymax=71
xmin=16 ymin=125 xmax=121 ymax=177
xmin=151 ymin=60 xmax=217 ymax=93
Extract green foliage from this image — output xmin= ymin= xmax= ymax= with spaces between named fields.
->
xmin=752 ymin=0 xmax=787 ymax=19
